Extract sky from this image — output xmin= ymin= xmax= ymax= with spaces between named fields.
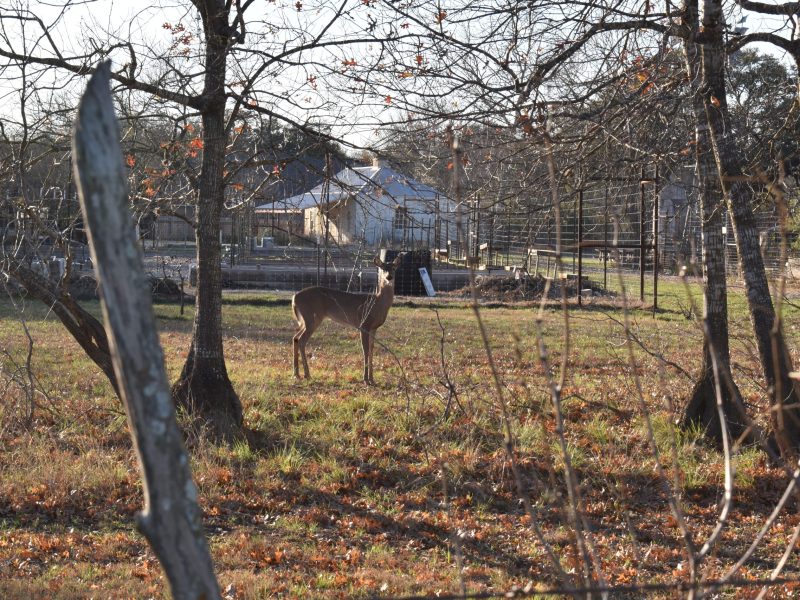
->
xmin=0 ymin=0 xmax=396 ymax=149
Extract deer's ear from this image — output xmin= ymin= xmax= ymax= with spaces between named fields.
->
xmin=392 ymin=255 xmax=403 ymax=267
xmin=373 ymin=257 xmax=383 ymax=268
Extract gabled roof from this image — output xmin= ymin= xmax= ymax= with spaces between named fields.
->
xmin=256 ymin=165 xmax=445 ymax=211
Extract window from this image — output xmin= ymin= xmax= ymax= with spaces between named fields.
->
xmin=393 ymin=206 xmax=409 ymax=230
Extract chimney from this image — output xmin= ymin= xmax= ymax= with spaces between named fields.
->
xmin=371 ymin=155 xmax=388 ymax=168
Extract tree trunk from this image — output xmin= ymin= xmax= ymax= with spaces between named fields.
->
xmin=170 ymin=2 xmax=242 ymax=438
xmin=679 ymin=3 xmax=747 ymax=442
xmin=700 ymin=0 xmax=800 ymax=458
xmin=73 ymin=62 xmax=221 ymax=600
xmin=4 ymin=259 xmax=119 ymax=397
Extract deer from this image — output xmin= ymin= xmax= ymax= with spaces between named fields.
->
xmin=292 ymin=254 xmax=404 ymax=385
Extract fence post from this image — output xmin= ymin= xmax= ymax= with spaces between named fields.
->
xmin=572 ymin=195 xmax=577 ymax=275
xmin=506 ymin=206 xmax=511 ymax=267
xmin=578 ymin=189 xmax=584 ymax=305
xmin=487 ymin=208 xmax=493 ymax=266
xmin=640 ymin=166 xmax=646 ymax=302
xmin=435 ymin=199 xmax=440 ymax=250
xmin=604 ymin=185 xmax=608 ymax=290
xmin=653 ymin=165 xmax=659 ymax=313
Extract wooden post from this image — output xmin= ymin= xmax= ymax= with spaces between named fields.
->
xmin=474 ymin=195 xmax=481 ymax=262
xmin=488 ymin=207 xmax=495 ymax=267
xmin=577 ymin=189 xmax=583 ymax=306
xmin=640 ymin=167 xmax=646 ymax=302
xmin=323 ymin=151 xmax=331 ymax=278
xmin=506 ymin=206 xmax=511 ymax=267
xmin=572 ymin=195 xmax=577 ymax=275
xmin=603 ymin=185 xmax=608 ymax=290
xmin=653 ymin=165 xmax=659 ymax=313
xmin=72 ymin=63 xmax=221 ymax=600
xmin=435 ymin=198 xmax=440 ymax=251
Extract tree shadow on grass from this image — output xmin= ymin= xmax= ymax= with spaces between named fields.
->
xmin=2 ymin=416 xmax=793 ymax=590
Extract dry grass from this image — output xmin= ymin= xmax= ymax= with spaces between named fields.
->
xmin=0 ymin=280 xmax=799 ymax=598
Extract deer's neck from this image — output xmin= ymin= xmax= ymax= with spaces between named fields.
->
xmin=374 ymin=281 xmax=395 ymax=308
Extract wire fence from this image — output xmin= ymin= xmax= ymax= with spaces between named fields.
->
xmin=64 ymin=162 xmax=793 ymax=299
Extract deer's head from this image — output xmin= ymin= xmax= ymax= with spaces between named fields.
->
xmin=374 ymin=254 xmax=404 ymax=289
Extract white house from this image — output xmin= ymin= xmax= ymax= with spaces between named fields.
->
xmin=257 ymin=160 xmax=454 ymax=248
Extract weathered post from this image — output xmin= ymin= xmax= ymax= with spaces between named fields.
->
xmin=653 ymin=165 xmax=659 ymax=313
xmin=603 ymin=185 xmax=608 ymax=289
xmin=72 ymin=62 xmax=221 ymax=600
xmin=639 ymin=167 xmax=646 ymax=302
xmin=577 ymin=188 xmax=584 ymax=306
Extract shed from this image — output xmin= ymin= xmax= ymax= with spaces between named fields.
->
xmin=256 ymin=160 xmax=453 ymax=247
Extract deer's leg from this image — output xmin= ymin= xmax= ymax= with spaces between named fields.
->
xmin=369 ymin=332 xmax=376 ymax=385
xmin=292 ymin=326 xmax=303 ymax=379
xmin=360 ymin=330 xmax=369 ymax=384
xmin=361 ymin=329 xmax=376 ymax=385
xmin=294 ymin=319 xmax=315 ymax=379
xmin=298 ymin=328 xmax=313 ymax=379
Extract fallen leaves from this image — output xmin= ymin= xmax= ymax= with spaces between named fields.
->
xmin=2 ymin=296 xmax=799 ymax=597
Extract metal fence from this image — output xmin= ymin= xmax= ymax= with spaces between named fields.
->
xmin=151 ymin=168 xmax=793 ymax=298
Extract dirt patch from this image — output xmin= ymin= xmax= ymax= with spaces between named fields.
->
xmin=149 ymin=276 xmax=193 ymax=303
xmin=443 ymin=273 xmax=613 ymax=302
xmin=67 ymin=274 xmax=192 ymax=303
xmin=69 ymin=275 xmax=100 ymax=301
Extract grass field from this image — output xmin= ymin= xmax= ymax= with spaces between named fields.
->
xmin=1 ymin=278 xmax=799 ymax=598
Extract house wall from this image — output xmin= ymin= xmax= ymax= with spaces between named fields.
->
xmin=305 ymin=200 xmax=358 ymax=245
xmin=353 ymin=196 xmax=393 ymax=246
xmin=357 ymin=195 xmax=454 ymax=248
xmin=302 ymin=194 xmax=455 ymax=249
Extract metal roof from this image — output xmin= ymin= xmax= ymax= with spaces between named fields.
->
xmin=256 ymin=165 xmax=445 ymax=211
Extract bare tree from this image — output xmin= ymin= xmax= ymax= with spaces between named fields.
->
xmin=699 ymin=0 xmax=800 ymax=457
xmin=679 ymin=0 xmax=748 ymax=443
